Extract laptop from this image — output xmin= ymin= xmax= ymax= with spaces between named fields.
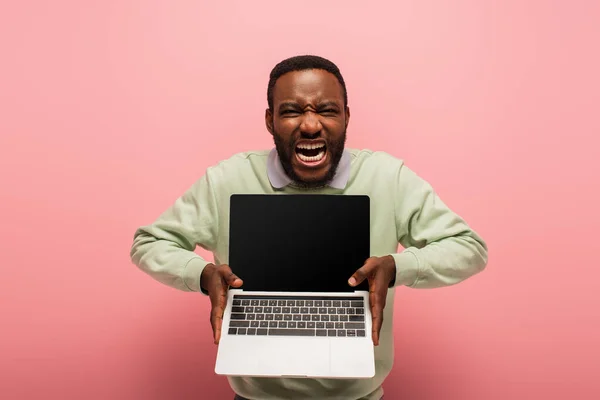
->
xmin=214 ymin=194 xmax=375 ymax=379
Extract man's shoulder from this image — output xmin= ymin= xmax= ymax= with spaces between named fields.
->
xmin=208 ymin=149 xmax=270 ymax=172
xmin=348 ymin=148 xmax=406 ymax=168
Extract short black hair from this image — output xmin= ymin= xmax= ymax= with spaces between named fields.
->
xmin=267 ymin=55 xmax=348 ymax=111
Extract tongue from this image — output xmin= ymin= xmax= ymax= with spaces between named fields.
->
xmin=297 ymin=147 xmax=322 ymax=157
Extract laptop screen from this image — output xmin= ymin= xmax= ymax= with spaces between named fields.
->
xmin=228 ymin=194 xmax=370 ymax=293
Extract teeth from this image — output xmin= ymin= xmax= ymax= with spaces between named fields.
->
xmin=297 ymin=149 xmax=326 ymax=162
xmin=297 ymin=143 xmax=325 ymax=150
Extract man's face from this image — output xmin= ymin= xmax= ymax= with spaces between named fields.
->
xmin=266 ymin=69 xmax=350 ymax=188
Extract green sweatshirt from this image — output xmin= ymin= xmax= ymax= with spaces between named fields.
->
xmin=130 ymin=148 xmax=488 ymax=400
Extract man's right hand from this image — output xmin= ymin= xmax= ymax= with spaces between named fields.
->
xmin=200 ymin=263 xmax=243 ymax=344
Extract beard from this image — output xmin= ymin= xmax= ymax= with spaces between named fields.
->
xmin=272 ymin=129 xmax=347 ymax=189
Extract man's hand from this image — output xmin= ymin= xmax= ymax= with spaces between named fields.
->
xmin=200 ymin=263 xmax=243 ymax=345
xmin=348 ymin=255 xmax=396 ymax=346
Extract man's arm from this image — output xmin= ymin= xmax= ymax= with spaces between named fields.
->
xmin=130 ymin=172 xmax=219 ymax=293
xmin=390 ymin=163 xmax=488 ymax=288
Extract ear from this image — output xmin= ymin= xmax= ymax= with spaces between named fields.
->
xmin=265 ymin=108 xmax=274 ymax=136
xmin=344 ymin=106 xmax=351 ymax=129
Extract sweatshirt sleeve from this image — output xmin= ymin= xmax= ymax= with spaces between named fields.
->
xmin=390 ymin=163 xmax=488 ymax=288
xmin=129 ymin=171 xmax=220 ymax=293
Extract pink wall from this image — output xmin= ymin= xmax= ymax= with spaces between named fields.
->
xmin=2 ymin=1 xmax=599 ymax=399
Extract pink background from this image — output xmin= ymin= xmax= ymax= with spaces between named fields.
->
xmin=1 ymin=1 xmax=599 ymax=399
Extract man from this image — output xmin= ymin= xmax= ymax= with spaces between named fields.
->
xmin=130 ymin=55 xmax=488 ymax=400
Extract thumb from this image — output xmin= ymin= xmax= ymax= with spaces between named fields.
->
xmin=219 ymin=265 xmax=243 ymax=287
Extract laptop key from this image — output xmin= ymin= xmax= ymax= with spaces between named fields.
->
xmin=283 ymin=307 xmax=291 ymax=313
xmin=228 ymin=328 xmax=237 ymax=335
xmin=298 ymin=322 xmax=306 ymax=328
xmin=337 ymin=330 xmax=346 ymax=337
xmin=251 ymin=300 xmax=259 ymax=306
xmin=264 ymin=307 xmax=272 ymax=313
xmin=347 ymin=308 xmax=355 ymax=315
xmin=337 ymin=308 xmax=346 ymax=314
xmin=257 ymin=328 xmax=268 ymax=335
xmin=296 ymin=300 xmax=304 ymax=306
xmin=260 ymin=321 xmax=269 ymax=328
xmin=269 ymin=300 xmax=277 ymax=306
xmin=349 ymin=315 xmax=364 ymax=322
xmin=301 ymin=307 xmax=309 ymax=314
xmin=302 ymin=315 xmax=311 ymax=321
xmin=247 ymin=314 xmax=255 ymax=320
xmin=268 ymin=329 xmax=315 ymax=336
xmin=269 ymin=321 xmax=278 ymax=328
xmin=328 ymin=308 xmax=336 ymax=314
xmin=357 ymin=330 xmax=366 ymax=337
xmin=251 ymin=321 xmax=259 ymax=328
xmin=278 ymin=321 xmax=287 ymax=328
xmin=326 ymin=322 xmax=334 ymax=329
xmin=230 ymin=313 xmax=246 ymax=320
xmin=335 ymin=322 xmax=344 ymax=329
xmin=231 ymin=306 xmax=245 ymax=313
xmin=311 ymin=315 xmax=320 ymax=321
xmin=254 ymin=307 xmax=263 ymax=313
xmin=347 ymin=330 xmax=356 ymax=337
xmin=266 ymin=314 xmax=274 ymax=321
xmin=306 ymin=300 xmax=314 ymax=307
xmin=310 ymin=308 xmax=318 ymax=314
xmin=351 ymin=301 xmax=364 ymax=307
xmin=289 ymin=322 xmax=297 ymax=328
xmin=284 ymin=315 xmax=292 ymax=321
xmin=333 ymin=301 xmax=341 ymax=307
xmin=316 ymin=329 xmax=327 ymax=336
xmin=287 ymin=301 xmax=295 ymax=306
xmin=259 ymin=300 xmax=268 ymax=306
xmin=293 ymin=315 xmax=301 ymax=321
xmin=345 ymin=322 xmax=365 ymax=329
xmin=278 ymin=300 xmax=286 ymax=306
xmin=238 ymin=328 xmax=247 ymax=335
xmin=275 ymin=314 xmax=283 ymax=321
xmin=233 ymin=300 xmax=241 ymax=306
xmin=321 ymin=315 xmax=329 ymax=321
xmin=256 ymin=314 xmax=265 ymax=320
xmin=245 ymin=307 xmax=254 ymax=313
xmin=273 ymin=307 xmax=282 ymax=313
xmin=247 ymin=328 xmax=256 ymax=335
xmin=319 ymin=308 xmax=327 ymax=314
xmin=331 ymin=315 xmax=339 ymax=322
xmin=342 ymin=301 xmax=350 ymax=307
xmin=327 ymin=329 xmax=336 ymax=336
xmin=315 ymin=300 xmax=323 ymax=307
xmin=340 ymin=315 xmax=348 ymax=322
xmin=316 ymin=322 xmax=325 ymax=329
xmin=307 ymin=322 xmax=316 ymax=329
xmin=291 ymin=307 xmax=300 ymax=314
xmin=229 ymin=321 xmax=250 ymax=328
xmin=356 ymin=308 xmax=365 ymax=315
xmin=242 ymin=300 xmax=250 ymax=306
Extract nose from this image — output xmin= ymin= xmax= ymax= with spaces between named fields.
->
xmin=299 ymin=111 xmax=322 ymax=138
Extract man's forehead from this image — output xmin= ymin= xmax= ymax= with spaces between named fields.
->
xmin=273 ymin=69 xmax=343 ymax=103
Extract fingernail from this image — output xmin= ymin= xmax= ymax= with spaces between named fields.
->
xmin=348 ymin=277 xmax=356 ymax=286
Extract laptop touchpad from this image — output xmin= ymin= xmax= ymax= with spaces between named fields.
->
xmin=257 ymin=338 xmax=330 ymax=377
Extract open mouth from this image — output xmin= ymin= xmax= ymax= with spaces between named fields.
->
xmin=295 ymin=142 xmax=327 ymax=164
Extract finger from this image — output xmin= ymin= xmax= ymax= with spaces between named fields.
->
xmin=219 ymin=265 xmax=243 ymax=288
xmin=348 ymin=258 xmax=377 ymax=287
xmin=370 ymin=272 xmax=389 ymax=346
xmin=209 ymin=279 xmax=229 ymax=344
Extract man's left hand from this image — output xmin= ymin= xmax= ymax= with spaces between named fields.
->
xmin=348 ymin=255 xmax=396 ymax=346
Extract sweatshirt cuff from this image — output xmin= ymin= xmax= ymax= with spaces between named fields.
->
xmin=183 ymin=257 xmax=210 ymax=293
xmin=391 ymin=250 xmax=420 ymax=287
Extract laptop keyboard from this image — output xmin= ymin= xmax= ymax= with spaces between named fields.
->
xmin=227 ymin=295 xmax=366 ymax=338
